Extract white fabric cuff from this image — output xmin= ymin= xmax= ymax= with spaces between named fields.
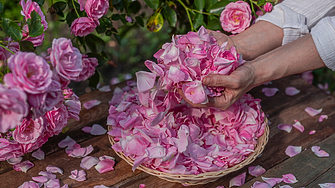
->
xmin=256 ymin=4 xmax=309 ymax=45
xmin=311 ymin=17 xmax=335 ymax=71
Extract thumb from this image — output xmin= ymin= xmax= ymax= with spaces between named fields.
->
xmin=203 ymin=74 xmax=240 ymax=88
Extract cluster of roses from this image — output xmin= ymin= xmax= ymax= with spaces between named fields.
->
xmin=70 ymin=0 xmax=109 ymax=37
xmin=0 ymin=37 xmax=98 ymax=161
xmin=107 ymin=28 xmax=266 ymax=174
xmin=220 ymin=1 xmax=273 ymax=34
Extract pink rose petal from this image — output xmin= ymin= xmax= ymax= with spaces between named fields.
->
xmin=305 ymin=107 xmax=322 ymax=117
xmin=251 ymin=181 xmax=272 ymax=188
xmin=61 ymin=184 xmax=69 ymax=188
xmin=83 ymin=99 xmax=101 ymax=109
xmin=68 ymin=145 xmax=94 ymax=158
xmin=18 ymin=181 xmax=40 ymax=188
xmin=319 ymin=115 xmax=328 ymax=122
xmin=80 ymin=156 xmax=100 ymax=170
xmin=136 ymin=71 xmax=156 ymax=93
xmin=13 ymin=160 xmax=34 ymax=173
xmin=94 ymin=185 xmax=109 ymax=188
xmin=309 ymin=130 xmax=316 ymax=135
xmin=95 ymin=158 xmax=115 ymax=174
xmin=279 ymin=186 xmax=293 ymax=188
xmin=82 ymin=126 xmax=92 ymax=133
xmin=229 ymin=172 xmax=246 ymax=187
xmin=7 ymin=157 xmax=23 ymax=165
xmin=46 ymin=165 xmax=63 ymax=175
xmin=282 ymin=174 xmax=298 ymax=184
xmin=262 ymin=87 xmax=279 ymax=97
xmin=69 ymin=169 xmax=86 ymax=181
xmin=44 ymin=178 xmax=60 ymax=188
xmin=248 ymin=165 xmax=266 ymax=177
xmin=278 ymin=124 xmax=292 ymax=133
xmin=99 ymin=85 xmax=111 ymax=92
xmin=90 ymin=124 xmax=107 ymax=135
xmin=292 ymin=120 xmax=304 ymax=132
xmin=32 ymin=148 xmax=45 ymax=160
xmin=58 ymin=136 xmax=76 ymax=148
xmin=99 ymin=155 xmax=115 ymax=161
xmin=32 ymin=176 xmax=49 ymax=183
xmin=261 ymin=177 xmax=283 ymax=187
xmin=285 ymin=87 xmax=300 ymax=96
xmin=311 ymin=146 xmax=329 ymax=157
xmin=139 ymin=184 xmax=146 ymax=188
xmin=65 ymin=143 xmax=81 ymax=154
xmin=319 ymin=183 xmax=335 ymax=188
xmin=39 ymin=171 xmax=57 ymax=179
xmin=285 ymin=146 xmax=302 ymax=157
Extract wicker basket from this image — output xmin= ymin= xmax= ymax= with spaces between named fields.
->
xmin=108 ymin=118 xmax=269 ymax=185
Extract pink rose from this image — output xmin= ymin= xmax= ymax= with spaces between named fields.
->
xmin=49 ymin=38 xmax=83 ymax=81
xmin=20 ymin=0 xmax=48 ymax=30
xmin=44 ymin=104 xmax=69 ymax=136
xmin=74 ymin=55 xmax=98 ymax=81
xmin=0 ymin=47 xmax=6 ymax=61
xmin=70 ymin=17 xmax=97 ymax=37
xmin=6 ymin=40 xmax=20 ymax=58
xmin=0 ymin=138 xmax=23 ymax=161
xmin=220 ymin=1 xmax=252 ymax=34
xmin=64 ymin=92 xmax=81 ymax=121
xmin=264 ymin=2 xmax=273 ymax=12
xmin=0 ymin=85 xmax=28 ymax=133
xmin=22 ymin=25 xmax=45 ymax=47
xmin=85 ymin=0 xmax=109 ymax=20
xmin=12 ymin=118 xmax=44 ymax=144
xmin=63 ymin=88 xmax=74 ymax=99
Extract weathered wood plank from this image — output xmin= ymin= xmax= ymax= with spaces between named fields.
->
xmin=306 ymin=164 xmax=335 ymax=187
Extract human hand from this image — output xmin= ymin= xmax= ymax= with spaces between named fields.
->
xmin=206 ymin=29 xmax=235 ymax=49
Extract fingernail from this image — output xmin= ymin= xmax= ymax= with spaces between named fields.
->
xmin=203 ymin=78 xmax=209 ymax=85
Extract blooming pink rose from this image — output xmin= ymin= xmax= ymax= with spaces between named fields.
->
xmin=74 ymin=55 xmax=98 ymax=81
xmin=64 ymin=92 xmax=81 ymax=121
xmin=0 ymin=85 xmax=28 ymax=133
xmin=12 ymin=118 xmax=44 ymax=144
xmin=0 ymin=47 xmax=6 ymax=61
xmin=85 ymin=0 xmax=109 ymax=20
xmin=220 ymin=1 xmax=252 ymax=34
xmin=20 ymin=0 xmax=48 ymax=30
xmin=22 ymin=25 xmax=45 ymax=47
xmin=70 ymin=17 xmax=97 ymax=37
xmin=44 ymin=104 xmax=69 ymax=136
xmin=4 ymin=52 xmax=52 ymax=94
xmin=63 ymin=88 xmax=74 ymax=99
xmin=0 ymin=138 xmax=23 ymax=161
xmin=6 ymin=39 xmax=20 ymax=58
xmin=264 ymin=2 xmax=273 ymax=12
xmin=49 ymin=38 xmax=83 ymax=81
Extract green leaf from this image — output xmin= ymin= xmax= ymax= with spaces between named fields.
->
xmin=162 ymin=6 xmax=177 ymax=27
xmin=111 ymin=14 xmax=122 ymax=21
xmin=128 ymin=1 xmax=141 ymax=14
xmin=53 ymin=2 xmax=67 ymax=12
xmin=27 ymin=11 xmax=44 ymax=37
xmin=194 ymin=0 xmax=205 ymax=10
xmin=146 ymin=12 xmax=164 ymax=32
xmin=19 ymin=41 xmax=35 ymax=52
xmin=103 ymin=17 xmax=113 ymax=28
xmin=88 ymin=70 xmax=100 ymax=88
xmin=0 ymin=2 xmax=4 ymax=14
xmin=33 ymin=0 xmax=45 ymax=7
xmin=96 ymin=19 xmax=106 ymax=34
xmin=208 ymin=1 xmax=230 ymax=15
xmin=143 ymin=0 xmax=159 ymax=10
xmin=113 ymin=34 xmax=121 ymax=44
xmin=68 ymin=0 xmax=80 ymax=10
xmin=113 ymin=0 xmax=123 ymax=10
xmin=135 ymin=16 xmax=144 ymax=27
xmin=87 ymin=53 xmax=108 ymax=67
xmin=85 ymin=34 xmax=106 ymax=53
xmin=206 ymin=18 xmax=221 ymax=30
xmin=193 ymin=13 xmax=204 ymax=30
xmin=206 ymin=0 xmax=218 ymax=10
xmin=112 ymin=0 xmax=121 ymax=5
xmin=105 ymin=30 xmax=112 ymax=36
xmin=66 ymin=11 xmax=76 ymax=27
xmin=2 ymin=18 xmax=22 ymax=41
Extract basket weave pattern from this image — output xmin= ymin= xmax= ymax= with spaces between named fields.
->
xmin=108 ymin=119 xmax=269 ymax=185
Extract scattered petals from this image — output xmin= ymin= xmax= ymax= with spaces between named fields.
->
xmin=46 ymin=165 xmax=63 ymax=175
xmin=285 ymin=146 xmax=302 ymax=157
xmin=90 ymin=124 xmax=107 ymax=135
xmin=99 ymin=85 xmax=111 ymax=92
xmin=13 ymin=160 xmax=34 ymax=173
xmin=18 ymin=181 xmax=40 ymax=188
xmin=262 ymin=87 xmax=279 ymax=97
xmin=32 ymin=148 xmax=45 ymax=160
xmin=95 ymin=158 xmax=115 ymax=174
xmin=292 ymin=120 xmax=304 ymax=132
xmin=319 ymin=183 xmax=335 ymax=188
xmin=309 ymin=130 xmax=316 ymax=135
xmin=68 ymin=145 xmax=94 ymax=158
xmin=278 ymin=124 xmax=292 ymax=133
xmin=32 ymin=176 xmax=49 ymax=183
xmin=248 ymin=165 xmax=266 ymax=177
xmin=139 ymin=184 xmax=146 ymax=188
xmin=58 ymin=136 xmax=76 ymax=148
xmin=282 ymin=174 xmax=298 ymax=184
xmin=39 ymin=171 xmax=57 ymax=179
xmin=251 ymin=181 xmax=272 ymax=188
xmin=319 ymin=115 xmax=328 ymax=122
xmin=7 ymin=157 xmax=23 ymax=165
xmin=44 ymin=178 xmax=60 ymax=188
xmin=82 ymin=126 xmax=92 ymax=133
xmin=261 ymin=177 xmax=283 ymax=187
xmin=69 ymin=169 xmax=86 ymax=181
xmin=80 ymin=156 xmax=100 ymax=170
xmin=83 ymin=99 xmax=101 ymax=110
xmin=285 ymin=87 xmax=300 ymax=96
xmin=229 ymin=172 xmax=246 ymax=187
xmin=311 ymin=146 xmax=329 ymax=157
xmin=305 ymin=107 xmax=322 ymax=117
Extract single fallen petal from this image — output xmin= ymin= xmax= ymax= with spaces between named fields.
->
xmin=46 ymin=165 xmax=63 ymax=175
xmin=248 ymin=165 xmax=266 ymax=177
xmin=7 ymin=157 xmax=23 ymax=165
xmin=305 ymin=107 xmax=322 ymax=117
xmin=83 ymin=100 xmax=101 ymax=110
xmin=39 ymin=171 xmax=57 ymax=179
xmin=285 ymin=146 xmax=302 ymax=157
xmin=69 ymin=145 xmax=94 ymax=158
xmin=32 ymin=148 xmax=45 ymax=160
xmin=279 ymin=186 xmax=293 ymax=188
xmin=44 ymin=178 xmax=60 ymax=188
xmin=282 ymin=174 xmax=298 ymax=184
xmin=261 ymin=177 xmax=283 ymax=187
xmin=251 ymin=181 xmax=272 ymax=188
xmin=311 ymin=146 xmax=329 ymax=157
xmin=216 ymin=186 xmax=225 ymax=188
xmin=94 ymin=185 xmax=109 ymax=188
xmin=99 ymin=155 xmax=115 ymax=161
xmin=95 ymin=159 xmax=115 ymax=174
xmin=292 ymin=120 xmax=304 ymax=132
xmin=69 ymin=169 xmax=86 ymax=181
xmin=139 ymin=184 xmax=146 ymax=188
xmin=90 ymin=124 xmax=107 ymax=135
xmin=13 ymin=160 xmax=34 ymax=173
xmin=262 ymin=88 xmax=279 ymax=97
xmin=32 ymin=176 xmax=49 ymax=183
xmin=319 ymin=115 xmax=328 ymax=122
xmin=229 ymin=172 xmax=246 ymax=187
xmin=58 ymin=136 xmax=76 ymax=148
xmin=319 ymin=183 xmax=335 ymax=188
xmin=309 ymin=130 xmax=316 ymax=135
xmin=285 ymin=87 xmax=300 ymax=96
xmin=82 ymin=127 xmax=92 ymax=133
xmin=65 ymin=143 xmax=81 ymax=154
xmin=61 ymin=184 xmax=69 ymax=188
xmin=18 ymin=181 xmax=40 ymax=188
xmin=278 ymin=124 xmax=292 ymax=133
xmin=80 ymin=156 xmax=100 ymax=170
xmin=99 ymin=85 xmax=111 ymax=92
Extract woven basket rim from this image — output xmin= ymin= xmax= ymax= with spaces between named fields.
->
xmin=108 ymin=117 xmax=269 ymax=184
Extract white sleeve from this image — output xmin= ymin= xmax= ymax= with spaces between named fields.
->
xmin=256 ymin=0 xmax=335 ymax=45
xmin=311 ymin=17 xmax=335 ymax=71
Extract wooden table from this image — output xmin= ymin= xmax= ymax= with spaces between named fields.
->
xmin=1 ymin=75 xmax=335 ymax=188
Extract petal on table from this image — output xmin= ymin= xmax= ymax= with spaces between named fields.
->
xmin=139 ymin=184 xmax=146 ymax=188
xmin=99 ymin=85 xmax=111 ymax=92
xmin=319 ymin=183 xmax=335 ymax=188
xmin=261 ymin=177 xmax=283 ymax=187
xmin=251 ymin=181 xmax=272 ymax=188
xmin=83 ymin=99 xmax=101 ymax=110
xmin=279 ymin=185 xmax=293 ymax=188
xmin=95 ymin=159 xmax=115 ymax=174
xmin=282 ymin=174 xmax=298 ymax=184
xmin=46 ymin=165 xmax=63 ymax=175
xmin=94 ymin=185 xmax=109 ymax=188
xmin=305 ymin=107 xmax=322 ymax=117
xmin=18 ymin=181 xmax=40 ymax=188
xmin=90 ymin=124 xmax=107 ymax=135
xmin=248 ymin=165 xmax=266 ymax=177
xmin=285 ymin=146 xmax=302 ymax=157
xmin=58 ymin=136 xmax=76 ymax=148
xmin=319 ymin=115 xmax=328 ymax=122
xmin=69 ymin=169 xmax=86 ymax=181
xmin=285 ymin=87 xmax=300 ymax=96
xmin=32 ymin=176 xmax=49 ymax=183
xmin=309 ymin=130 xmax=316 ymax=135
xmin=292 ymin=120 xmax=304 ymax=133
xmin=81 ymin=127 xmax=92 ymax=133
xmin=80 ymin=156 xmax=99 ymax=170
xmin=311 ymin=146 xmax=329 ymax=157
xmin=278 ymin=124 xmax=292 ymax=133
xmin=39 ymin=171 xmax=57 ymax=179
xmin=262 ymin=88 xmax=279 ymax=97
xmin=7 ymin=157 xmax=23 ymax=165
xmin=229 ymin=172 xmax=246 ymax=187
xmin=13 ymin=160 xmax=34 ymax=173
xmin=32 ymin=148 xmax=45 ymax=160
